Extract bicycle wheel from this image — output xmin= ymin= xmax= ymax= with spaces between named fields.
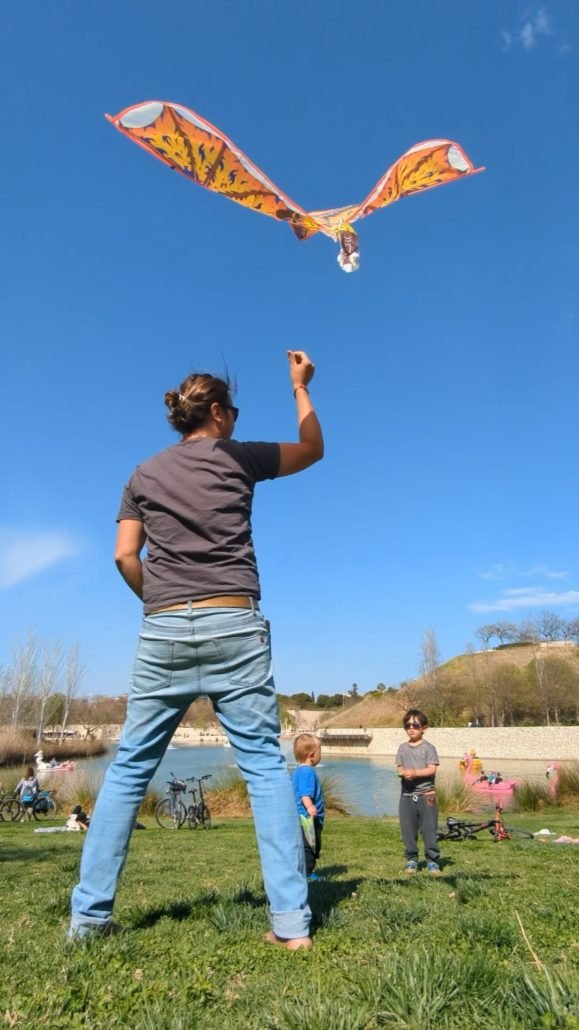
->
xmin=459 ymin=824 xmax=485 ymax=840
xmin=0 ymin=799 xmax=23 ymax=822
xmin=199 ymin=803 xmax=212 ymax=829
xmin=187 ymin=805 xmax=202 ymax=830
xmin=33 ymin=797 xmax=58 ymax=821
xmin=155 ymin=797 xmax=186 ymax=829
xmin=503 ymin=826 xmax=534 ymax=840
xmin=437 ymin=825 xmax=459 ymax=841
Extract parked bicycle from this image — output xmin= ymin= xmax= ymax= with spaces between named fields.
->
xmin=155 ymin=774 xmax=188 ymax=829
xmin=185 ymin=775 xmax=212 ymax=830
xmin=0 ymin=791 xmax=22 ymax=822
xmin=437 ymin=805 xmax=534 ymax=842
xmin=32 ymin=789 xmax=59 ymax=821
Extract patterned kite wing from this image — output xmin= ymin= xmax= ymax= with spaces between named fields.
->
xmin=106 ymin=103 xmax=483 ymax=272
xmin=347 ymin=139 xmax=484 ymax=225
xmin=307 ymin=139 xmax=483 ymax=271
xmin=106 ymin=101 xmax=320 ymax=240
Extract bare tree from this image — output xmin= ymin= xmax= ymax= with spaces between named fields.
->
xmin=419 ymin=628 xmax=441 ymax=685
xmin=418 ymin=628 xmax=448 ymax=724
xmin=518 ymin=619 xmax=537 ymax=643
xmin=525 ymin=656 xmax=578 ymax=725
xmin=475 ymin=624 xmax=496 ymax=650
xmin=532 ymin=610 xmax=565 ymax=642
xmin=493 ymin=621 xmax=519 ymax=644
xmin=521 ymin=622 xmax=551 ymax=725
xmin=0 ymin=665 xmax=12 ymax=724
xmin=35 ymin=642 xmax=63 ymax=744
xmin=59 ymin=643 xmax=85 ymax=742
xmin=9 ymin=633 xmax=39 ymax=730
xmin=563 ymin=618 xmax=579 ymax=645
xmin=488 ymin=664 xmax=526 ymax=726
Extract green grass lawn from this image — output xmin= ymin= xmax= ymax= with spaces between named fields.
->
xmin=1 ymin=811 xmax=578 ymax=1029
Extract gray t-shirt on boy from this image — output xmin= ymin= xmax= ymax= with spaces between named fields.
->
xmin=395 ymin=739 xmax=439 ymax=795
xmin=117 ymin=437 xmax=280 ymax=614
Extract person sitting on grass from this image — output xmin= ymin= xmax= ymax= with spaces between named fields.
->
xmin=395 ymin=709 xmax=441 ymax=876
xmin=15 ymin=766 xmax=40 ymax=821
xmin=292 ymin=733 xmax=324 ymax=882
xmin=65 ymin=805 xmax=91 ymax=831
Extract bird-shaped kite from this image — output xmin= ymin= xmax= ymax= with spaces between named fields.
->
xmin=106 ymin=101 xmax=483 ymax=272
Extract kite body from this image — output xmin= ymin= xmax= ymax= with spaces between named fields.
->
xmin=106 ymin=100 xmax=483 ymax=271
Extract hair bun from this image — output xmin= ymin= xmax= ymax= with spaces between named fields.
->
xmin=164 ymin=389 xmax=180 ymax=410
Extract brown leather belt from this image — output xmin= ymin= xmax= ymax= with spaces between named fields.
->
xmin=150 ymin=596 xmax=257 ymax=614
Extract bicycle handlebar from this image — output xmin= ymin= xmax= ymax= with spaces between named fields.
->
xmin=167 ymin=773 xmax=212 ymax=785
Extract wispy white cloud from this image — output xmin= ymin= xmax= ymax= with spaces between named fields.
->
xmin=0 ymin=527 xmax=82 ymax=589
xmin=521 ymin=8 xmax=551 ymax=49
xmin=478 ymin=562 xmax=567 ymax=582
xmin=527 ymin=564 xmax=568 ymax=580
xmin=501 ymin=7 xmax=557 ymax=52
xmin=469 ymin=587 xmax=579 ymax=613
xmin=479 ymin=563 xmax=508 ymax=581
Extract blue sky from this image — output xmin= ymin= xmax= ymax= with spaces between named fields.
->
xmin=1 ymin=1 xmax=578 ymax=697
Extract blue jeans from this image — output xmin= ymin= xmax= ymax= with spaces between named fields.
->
xmin=70 ymin=607 xmax=310 ymax=939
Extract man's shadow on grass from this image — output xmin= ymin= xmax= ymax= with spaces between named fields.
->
xmin=131 ymin=892 xmax=221 ymax=929
xmin=308 ymin=876 xmax=365 ymax=931
xmin=131 ymin=869 xmax=364 ymax=931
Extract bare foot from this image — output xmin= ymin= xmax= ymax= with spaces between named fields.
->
xmin=264 ymin=931 xmax=312 ymax=951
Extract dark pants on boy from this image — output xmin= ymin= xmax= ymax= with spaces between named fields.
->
xmin=399 ymin=792 xmax=440 ymax=863
xmin=302 ymin=818 xmax=323 ymax=875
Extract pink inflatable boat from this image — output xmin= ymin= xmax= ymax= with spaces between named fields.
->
xmin=459 ymin=752 xmax=519 ymax=798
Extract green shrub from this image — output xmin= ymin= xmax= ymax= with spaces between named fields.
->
xmin=435 ymin=775 xmax=479 ymax=814
xmin=512 ymin=778 xmax=555 ymax=813
xmin=554 ymin=761 xmax=579 ymax=806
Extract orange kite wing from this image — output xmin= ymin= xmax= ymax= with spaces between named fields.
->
xmin=106 ymin=100 xmax=319 ymax=240
xmin=349 ymin=139 xmax=485 ymax=224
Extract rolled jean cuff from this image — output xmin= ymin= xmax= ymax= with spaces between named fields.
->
xmin=269 ymin=906 xmax=311 ymax=940
xmin=68 ymin=914 xmax=111 ymax=937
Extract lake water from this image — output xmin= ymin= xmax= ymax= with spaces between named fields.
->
xmin=77 ymin=744 xmax=551 ymax=817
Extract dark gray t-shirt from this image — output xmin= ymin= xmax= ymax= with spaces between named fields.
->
xmin=395 ymin=739 xmax=439 ymax=795
xmin=117 ymin=437 xmax=280 ymax=613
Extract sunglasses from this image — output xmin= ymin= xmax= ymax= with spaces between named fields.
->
xmin=404 ymin=722 xmax=422 ymax=730
xmin=224 ymin=405 xmax=239 ymax=423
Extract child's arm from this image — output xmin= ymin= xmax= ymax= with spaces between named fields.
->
xmin=398 ymin=764 xmax=437 ymax=779
xmin=300 ymin=794 xmax=318 ymax=817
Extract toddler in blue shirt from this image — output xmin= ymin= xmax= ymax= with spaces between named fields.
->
xmin=292 ymin=733 xmax=324 ymax=880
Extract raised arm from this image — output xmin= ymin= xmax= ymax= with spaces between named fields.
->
xmin=277 ymin=350 xmax=324 ymax=477
xmin=115 ymin=520 xmax=147 ymax=599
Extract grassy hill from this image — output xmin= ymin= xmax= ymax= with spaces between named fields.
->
xmin=439 ymin=640 xmax=579 ymax=676
xmin=321 ymin=694 xmax=403 ymax=728
xmin=321 ymin=641 xmax=579 ymax=728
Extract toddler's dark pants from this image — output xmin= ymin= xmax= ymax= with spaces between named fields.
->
xmin=399 ymin=793 xmax=440 ymax=863
xmin=302 ymin=818 xmax=323 ymax=875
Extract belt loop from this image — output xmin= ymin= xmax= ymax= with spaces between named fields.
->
xmin=249 ymin=597 xmax=256 ymax=611
xmin=187 ymin=600 xmax=193 ymax=617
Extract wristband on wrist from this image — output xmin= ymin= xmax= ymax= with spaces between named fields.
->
xmin=293 ymin=385 xmax=309 ymax=398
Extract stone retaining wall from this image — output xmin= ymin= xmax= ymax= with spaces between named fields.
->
xmin=320 ymin=726 xmax=579 ymax=760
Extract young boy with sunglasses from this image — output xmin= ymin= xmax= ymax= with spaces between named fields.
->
xmin=395 ymin=709 xmax=441 ymax=875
